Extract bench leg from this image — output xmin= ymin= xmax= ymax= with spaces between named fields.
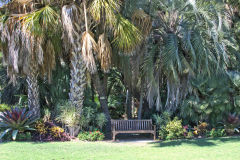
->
xmin=113 ymin=132 xmax=116 ymax=141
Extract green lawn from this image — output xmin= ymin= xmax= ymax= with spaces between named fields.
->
xmin=1 ymin=137 xmax=240 ymax=160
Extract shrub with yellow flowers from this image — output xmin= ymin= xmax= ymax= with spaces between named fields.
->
xmin=33 ymin=121 xmax=70 ymax=142
xmin=193 ymin=122 xmax=208 ymax=136
xmin=35 ymin=121 xmax=48 ymax=135
xmin=50 ymin=126 xmax=64 ymax=138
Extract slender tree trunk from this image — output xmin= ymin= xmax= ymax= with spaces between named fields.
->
xmin=92 ymin=73 xmax=111 ymax=138
xmin=91 ymin=79 xmax=95 ymax=102
xmin=138 ymin=88 xmax=143 ymax=120
xmin=126 ymin=88 xmax=132 ymax=119
xmin=27 ymin=58 xmax=40 ymax=118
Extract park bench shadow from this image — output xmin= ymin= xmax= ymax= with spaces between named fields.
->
xmin=149 ymin=136 xmax=240 ymax=148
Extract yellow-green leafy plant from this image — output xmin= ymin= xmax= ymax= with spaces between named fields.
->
xmin=165 ymin=117 xmax=184 ymax=140
xmin=0 ymin=104 xmax=10 ymax=112
xmin=35 ymin=120 xmax=48 ymax=135
xmin=50 ymin=126 xmax=64 ymax=138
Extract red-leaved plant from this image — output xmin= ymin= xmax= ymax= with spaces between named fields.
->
xmin=0 ymin=107 xmax=38 ymax=140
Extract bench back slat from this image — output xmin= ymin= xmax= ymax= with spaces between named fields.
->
xmin=111 ymin=119 xmax=153 ymax=131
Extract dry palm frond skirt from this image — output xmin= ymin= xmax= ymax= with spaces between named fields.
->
xmin=98 ymin=33 xmax=112 ymax=73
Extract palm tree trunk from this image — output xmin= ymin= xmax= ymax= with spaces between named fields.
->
xmin=69 ymin=52 xmax=86 ymax=115
xmin=126 ymin=88 xmax=133 ymax=119
xmin=27 ymin=59 xmax=40 ymax=118
xmin=138 ymin=88 xmax=143 ymax=120
xmin=92 ymin=73 xmax=111 ymax=138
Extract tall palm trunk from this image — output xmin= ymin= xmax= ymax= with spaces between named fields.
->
xmin=27 ymin=57 xmax=40 ymax=118
xmin=62 ymin=4 xmax=87 ymax=115
xmin=69 ymin=52 xmax=86 ymax=114
xmin=138 ymin=84 xmax=144 ymax=120
xmin=126 ymin=88 xmax=133 ymax=119
xmin=92 ymin=73 xmax=111 ymax=138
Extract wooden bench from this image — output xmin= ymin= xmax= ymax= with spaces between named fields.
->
xmin=111 ymin=119 xmax=156 ymax=141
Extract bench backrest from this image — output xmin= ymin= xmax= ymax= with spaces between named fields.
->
xmin=111 ymin=119 xmax=153 ymax=131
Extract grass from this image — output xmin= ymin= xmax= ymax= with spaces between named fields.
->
xmin=1 ymin=137 xmax=240 ymax=160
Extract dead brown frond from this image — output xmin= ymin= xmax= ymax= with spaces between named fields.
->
xmin=41 ymin=40 xmax=56 ymax=82
xmin=81 ymin=31 xmax=98 ymax=73
xmin=97 ymin=33 xmax=112 ymax=73
xmin=132 ymin=9 xmax=152 ymax=37
xmin=16 ymin=0 xmax=32 ymax=4
xmin=62 ymin=4 xmax=82 ymax=46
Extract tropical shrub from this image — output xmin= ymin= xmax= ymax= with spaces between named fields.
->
xmin=0 ymin=107 xmax=38 ymax=140
xmin=0 ymin=104 xmax=10 ymax=112
xmin=183 ymin=125 xmax=194 ymax=139
xmin=224 ymin=113 xmax=240 ymax=135
xmin=35 ymin=120 xmax=48 ymax=135
xmin=79 ymin=106 xmax=107 ymax=132
xmin=164 ymin=117 xmax=184 ymax=140
xmin=34 ymin=120 xmax=70 ymax=142
xmin=180 ymin=75 xmax=240 ymax=126
xmin=50 ymin=126 xmax=64 ymax=138
xmin=153 ymin=112 xmax=171 ymax=130
xmin=153 ymin=112 xmax=171 ymax=139
xmin=17 ymin=132 xmax=32 ymax=141
xmin=95 ymin=113 xmax=107 ymax=130
xmin=192 ymin=122 xmax=208 ymax=137
xmin=42 ymin=108 xmax=51 ymax=122
xmin=55 ymin=101 xmax=80 ymax=136
xmin=78 ymin=131 xmax=104 ymax=141
xmin=55 ymin=101 xmax=80 ymax=127
xmin=207 ymin=128 xmax=226 ymax=138
xmin=186 ymin=131 xmax=194 ymax=139
xmin=198 ymin=122 xmax=208 ymax=136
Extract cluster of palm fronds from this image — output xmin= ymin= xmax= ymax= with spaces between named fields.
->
xmin=140 ymin=0 xmax=240 ymax=114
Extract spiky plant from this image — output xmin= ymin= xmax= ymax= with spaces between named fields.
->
xmin=0 ymin=107 xmax=38 ymax=140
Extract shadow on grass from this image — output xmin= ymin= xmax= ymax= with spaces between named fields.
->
xmin=150 ymin=136 xmax=240 ymax=148
xmin=0 ymin=140 xmax=69 ymax=146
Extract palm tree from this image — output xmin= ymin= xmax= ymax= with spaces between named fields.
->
xmin=0 ymin=0 xmax=144 ymax=134
xmin=0 ymin=1 xmax=64 ymax=117
xmin=143 ymin=0 xmax=239 ymax=113
xmin=79 ymin=0 xmax=144 ymax=135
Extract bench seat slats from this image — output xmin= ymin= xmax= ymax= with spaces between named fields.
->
xmin=111 ymin=119 xmax=156 ymax=141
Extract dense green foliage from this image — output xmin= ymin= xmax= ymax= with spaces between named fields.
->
xmin=78 ymin=131 xmax=104 ymax=141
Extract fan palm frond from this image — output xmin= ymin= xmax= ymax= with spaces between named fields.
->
xmin=112 ymin=14 xmax=142 ymax=53
xmin=89 ymin=0 xmax=121 ymax=26
xmin=21 ymin=5 xmax=59 ymax=35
